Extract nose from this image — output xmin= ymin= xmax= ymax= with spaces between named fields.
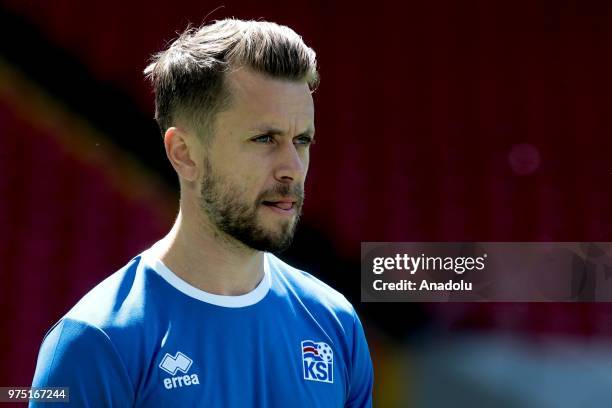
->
xmin=274 ymin=140 xmax=306 ymax=183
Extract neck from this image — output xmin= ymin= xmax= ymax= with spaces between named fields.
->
xmin=152 ymin=208 xmax=265 ymax=296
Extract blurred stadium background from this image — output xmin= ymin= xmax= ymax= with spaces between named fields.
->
xmin=2 ymin=1 xmax=612 ymax=406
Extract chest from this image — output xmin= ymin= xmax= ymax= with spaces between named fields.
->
xmin=135 ymin=309 xmax=348 ymax=407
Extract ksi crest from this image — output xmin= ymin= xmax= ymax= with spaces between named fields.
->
xmin=301 ymin=340 xmax=333 ymax=383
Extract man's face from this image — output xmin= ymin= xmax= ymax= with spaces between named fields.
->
xmin=198 ymin=68 xmax=315 ymax=253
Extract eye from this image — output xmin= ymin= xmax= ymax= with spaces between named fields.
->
xmin=294 ymin=136 xmax=315 ymax=147
xmin=251 ymin=134 xmax=274 ymax=144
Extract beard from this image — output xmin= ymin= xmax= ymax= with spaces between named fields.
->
xmin=199 ymin=156 xmax=304 ymax=253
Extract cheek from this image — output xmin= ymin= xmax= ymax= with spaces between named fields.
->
xmin=231 ymin=166 xmax=269 ymax=198
xmin=301 ymin=152 xmax=310 ymax=175
xmin=218 ymin=149 xmax=285 ymax=197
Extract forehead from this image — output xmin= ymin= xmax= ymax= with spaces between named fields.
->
xmin=222 ymin=68 xmax=314 ymax=128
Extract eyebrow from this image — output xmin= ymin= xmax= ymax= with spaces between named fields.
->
xmin=251 ymin=125 xmax=315 ymax=138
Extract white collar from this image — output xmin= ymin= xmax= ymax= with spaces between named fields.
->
xmin=141 ymin=249 xmax=271 ymax=308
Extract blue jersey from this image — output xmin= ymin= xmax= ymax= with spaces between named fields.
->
xmin=31 ymin=248 xmax=373 ymax=407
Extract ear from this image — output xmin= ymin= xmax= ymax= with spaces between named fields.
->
xmin=164 ymin=127 xmax=199 ymax=182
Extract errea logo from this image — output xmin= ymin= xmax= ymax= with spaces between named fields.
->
xmin=159 ymin=351 xmax=200 ymax=390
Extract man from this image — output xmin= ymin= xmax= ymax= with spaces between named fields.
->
xmin=31 ymin=18 xmax=373 ymax=407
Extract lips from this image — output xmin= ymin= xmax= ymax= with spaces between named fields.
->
xmin=262 ymin=199 xmax=295 ymax=210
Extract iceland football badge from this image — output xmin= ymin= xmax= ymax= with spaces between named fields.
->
xmin=301 ymin=340 xmax=334 ymax=383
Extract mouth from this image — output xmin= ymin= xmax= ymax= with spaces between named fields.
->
xmin=261 ymin=198 xmax=297 ymax=216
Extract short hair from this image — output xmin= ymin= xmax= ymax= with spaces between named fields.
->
xmin=144 ymin=18 xmax=319 ymax=139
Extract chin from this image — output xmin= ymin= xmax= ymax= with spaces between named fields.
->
xmin=255 ymin=227 xmax=295 ymax=252
xmin=259 ymin=214 xmax=294 ymax=231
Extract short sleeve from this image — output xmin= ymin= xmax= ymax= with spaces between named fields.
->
xmin=345 ymin=310 xmax=374 ymax=408
xmin=30 ymin=318 xmax=134 ymax=407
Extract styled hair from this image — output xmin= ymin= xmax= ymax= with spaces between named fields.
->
xmin=144 ymin=18 xmax=319 ymax=138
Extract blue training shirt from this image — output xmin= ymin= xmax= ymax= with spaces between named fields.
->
xmin=31 ymin=247 xmax=373 ymax=407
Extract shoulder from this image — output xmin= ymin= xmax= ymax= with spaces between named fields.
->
xmin=33 ymin=254 xmax=157 ymax=390
xmin=65 ymin=254 xmax=147 ymax=328
xmin=34 ymin=317 xmax=128 ymax=377
xmin=266 ymin=253 xmax=357 ymax=322
xmin=32 ymin=317 xmax=136 ymax=404
xmin=47 ymin=254 xmax=154 ymax=366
